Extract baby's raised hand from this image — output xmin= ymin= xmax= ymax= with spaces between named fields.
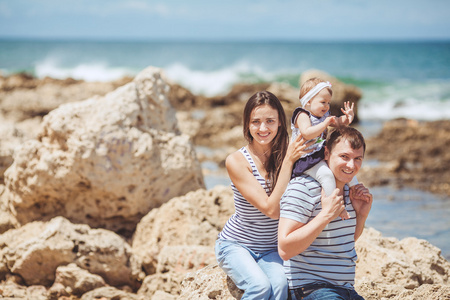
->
xmin=341 ymin=101 xmax=355 ymax=124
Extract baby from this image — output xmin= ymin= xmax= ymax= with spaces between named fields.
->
xmin=291 ymin=77 xmax=358 ymax=219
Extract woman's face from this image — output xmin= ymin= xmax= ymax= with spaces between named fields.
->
xmin=249 ymin=104 xmax=280 ymax=146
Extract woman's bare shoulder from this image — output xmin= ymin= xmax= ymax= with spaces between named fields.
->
xmin=226 ymin=148 xmax=249 ymax=170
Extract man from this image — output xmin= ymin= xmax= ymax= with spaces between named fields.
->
xmin=278 ymin=126 xmax=372 ymax=300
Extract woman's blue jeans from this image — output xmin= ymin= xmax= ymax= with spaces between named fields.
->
xmin=215 ymin=239 xmax=288 ymax=300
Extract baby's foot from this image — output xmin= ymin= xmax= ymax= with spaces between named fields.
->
xmin=339 ymin=209 xmax=350 ymax=220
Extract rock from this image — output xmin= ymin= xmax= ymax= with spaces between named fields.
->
xmin=157 ymin=245 xmax=216 ymax=274
xmin=138 ymin=273 xmax=183 ymax=299
xmin=0 ymin=73 xmax=131 ymax=122
xmin=0 ymin=277 xmax=48 ymax=300
xmin=391 ymin=284 xmax=450 ymax=300
xmin=0 ymin=117 xmax=42 ymax=189
xmin=132 ymin=186 xmax=234 ymax=275
xmin=179 ymin=264 xmax=243 ymax=300
xmin=192 ymin=107 xmax=244 ymax=149
xmin=48 ymin=263 xmax=106 ymax=298
xmin=0 ymin=185 xmax=18 ymax=234
xmin=0 ymin=121 xmax=25 ymax=184
xmin=152 ymin=290 xmax=176 ymax=300
xmin=3 ymin=66 xmax=205 ymax=234
xmin=180 ymin=228 xmax=450 ymax=300
xmin=168 ymin=83 xmax=208 ymax=111
xmin=137 ymin=245 xmax=217 ymax=298
xmin=0 ymin=216 xmax=140 ymax=287
xmin=354 ymin=227 xmax=450 ymax=299
xmin=300 ymin=69 xmax=362 ymax=123
xmin=80 ymin=286 xmax=139 ymax=300
xmin=266 ymin=81 xmax=301 ymax=119
xmin=361 ymin=119 xmax=450 ymax=196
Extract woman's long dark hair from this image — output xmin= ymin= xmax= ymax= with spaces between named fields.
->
xmin=243 ymin=91 xmax=289 ymax=192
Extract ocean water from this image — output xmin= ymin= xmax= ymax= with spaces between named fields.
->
xmin=1 ymin=39 xmax=450 ymax=258
xmin=1 ymin=39 xmax=450 ymax=121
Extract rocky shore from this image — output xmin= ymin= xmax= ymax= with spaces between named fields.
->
xmin=0 ymin=68 xmax=449 ymax=299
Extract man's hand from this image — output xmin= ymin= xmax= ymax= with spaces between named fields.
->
xmin=326 ymin=116 xmax=337 ymax=126
xmin=321 ymin=188 xmax=345 ymax=222
xmin=350 ymin=183 xmax=373 ymax=218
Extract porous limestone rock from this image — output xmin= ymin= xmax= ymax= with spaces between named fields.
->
xmin=138 ymin=273 xmax=183 ymax=299
xmin=132 ymin=186 xmax=234 ymax=275
xmin=137 ymin=245 xmax=216 ymax=299
xmin=48 ymin=263 xmax=106 ymax=299
xmin=0 ymin=216 xmax=140 ymax=287
xmin=0 ymin=73 xmax=131 ymax=122
xmin=179 ymin=228 xmax=450 ymax=300
xmin=3 ymin=66 xmax=204 ymax=234
xmin=0 ymin=121 xmax=26 ymax=184
xmin=152 ymin=290 xmax=176 ymax=300
xmin=0 ymin=279 xmax=48 ymax=300
xmin=0 ymin=185 xmax=18 ymax=234
xmin=179 ymin=264 xmax=243 ymax=300
xmin=354 ymin=227 xmax=450 ymax=299
xmin=80 ymin=286 xmax=139 ymax=300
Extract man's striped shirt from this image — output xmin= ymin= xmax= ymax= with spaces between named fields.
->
xmin=280 ymin=174 xmax=358 ymax=289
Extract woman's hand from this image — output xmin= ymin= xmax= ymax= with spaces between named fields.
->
xmin=285 ymin=134 xmax=314 ymax=163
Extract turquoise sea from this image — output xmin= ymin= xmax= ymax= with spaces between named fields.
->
xmin=1 ymin=39 xmax=450 ymax=120
xmin=1 ymin=39 xmax=450 ymax=258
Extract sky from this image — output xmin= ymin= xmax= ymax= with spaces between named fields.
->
xmin=0 ymin=0 xmax=450 ymax=41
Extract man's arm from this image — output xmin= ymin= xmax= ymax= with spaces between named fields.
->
xmin=350 ymin=184 xmax=373 ymax=241
xmin=278 ymin=189 xmax=345 ymax=260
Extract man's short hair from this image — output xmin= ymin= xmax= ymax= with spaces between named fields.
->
xmin=326 ymin=126 xmax=366 ymax=154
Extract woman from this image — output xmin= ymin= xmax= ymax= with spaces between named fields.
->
xmin=215 ymin=91 xmax=311 ymax=300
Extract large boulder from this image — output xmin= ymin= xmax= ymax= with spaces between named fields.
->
xmin=300 ymin=69 xmax=362 ymax=123
xmin=132 ymin=186 xmax=234 ymax=275
xmin=179 ymin=264 xmax=243 ymax=300
xmin=0 ymin=73 xmax=131 ymax=122
xmin=0 ymin=216 xmax=141 ymax=288
xmin=3 ymin=66 xmax=204 ymax=234
xmin=354 ymin=227 xmax=450 ymax=299
xmin=137 ymin=245 xmax=217 ymax=299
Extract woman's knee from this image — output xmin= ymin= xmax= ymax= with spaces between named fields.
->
xmin=270 ymin=275 xmax=288 ymax=299
xmin=244 ymin=276 xmax=272 ymax=299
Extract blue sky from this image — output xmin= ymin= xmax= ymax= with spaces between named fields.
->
xmin=1 ymin=0 xmax=449 ymax=41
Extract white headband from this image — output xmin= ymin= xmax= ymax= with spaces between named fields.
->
xmin=300 ymin=81 xmax=332 ymax=107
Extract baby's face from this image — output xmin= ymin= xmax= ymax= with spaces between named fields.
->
xmin=307 ymin=88 xmax=331 ymax=118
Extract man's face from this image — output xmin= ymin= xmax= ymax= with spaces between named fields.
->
xmin=325 ymin=138 xmax=364 ymax=187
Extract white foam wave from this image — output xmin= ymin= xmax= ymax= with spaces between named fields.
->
xmin=164 ymin=61 xmax=273 ymax=97
xmin=35 ymin=57 xmax=134 ymax=82
xmin=359 ymin=100 xmax=450 ymax=121
xmin=359 ymin=81 xmax=450 ymax=121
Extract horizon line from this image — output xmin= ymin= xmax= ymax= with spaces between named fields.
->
xmin=1 ymin=36 xmax=450 ymax=44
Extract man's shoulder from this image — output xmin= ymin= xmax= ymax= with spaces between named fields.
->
xmin=284 ymin=174 xmax=321 ymax=200
xmin=288 ymin=174 xmax=321 ymax=189
xmin=281 ymin=175 xmax=321 ymax=215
